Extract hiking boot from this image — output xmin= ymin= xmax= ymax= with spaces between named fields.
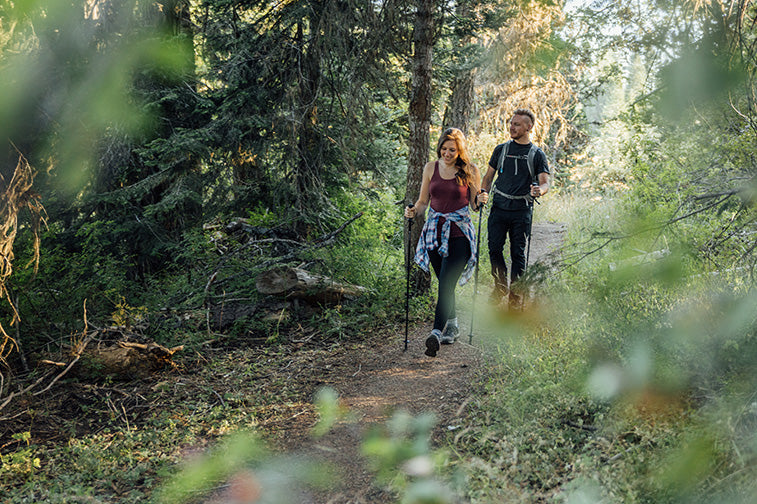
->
xmin=425 ymin=330 xmax=441 ymax=357
xmin=489 ymin=283 xmax=508 ymax=305
xmin=440 ymin=324 xmax=458 ymax=345
xmin=508 ymin=291 xmax=522 ymax=311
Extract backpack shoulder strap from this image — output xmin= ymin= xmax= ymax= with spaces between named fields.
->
xmin=526 ymin=144 xmax=538 ymax=182
xmin=497 ymin=140 xmax=512 ymax=174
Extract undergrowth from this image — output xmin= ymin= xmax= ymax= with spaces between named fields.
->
xmin=1 ymin=342 xmax=360 ymax=503
xmin=5 ymin=188 xmax=757 ymax=503
xmin=438 ymin=194 xmax=757 ymax=503
xmin=0 ymin=190 xmax=435 ymax=502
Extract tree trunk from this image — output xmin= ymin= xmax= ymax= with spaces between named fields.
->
xmin=162 ymin=0 xmax=192 ymax=35
xmin=443 ymin=70 xmax=476 ymax=132
xmin=442 ymin=0 xmax=476 ymax=133
xmin=293 ymin=2 xmax=327 ymax=235
xmin=405 ymin=0 xmax=435 ymax=293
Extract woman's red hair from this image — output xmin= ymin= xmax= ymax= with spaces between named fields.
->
xmin=436 ymin=128 xmax=479 ymax=190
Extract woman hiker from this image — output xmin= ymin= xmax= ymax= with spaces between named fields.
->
xmin=405 ymin=128 xmax=488 ymax=357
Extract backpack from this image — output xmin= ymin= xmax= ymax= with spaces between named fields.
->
xmin=497 ymin=140 xmax=539 ymax=183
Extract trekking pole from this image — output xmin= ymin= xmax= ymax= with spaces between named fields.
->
xmin=404 ymin=205 xmax=414 ymax=352
xmin=469 ymin=194 xmax=485 ymax=344
xmin=522 ymin=184 xmax=538 ymax=311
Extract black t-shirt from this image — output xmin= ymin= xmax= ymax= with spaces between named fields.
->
xmin=487 ymin=142 xmax=549 ymax=211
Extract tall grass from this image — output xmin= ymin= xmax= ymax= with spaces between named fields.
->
xmin=444 ymin=190 xmax=757 ymax=502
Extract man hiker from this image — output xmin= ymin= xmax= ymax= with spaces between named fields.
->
xmin=479 ymin=108 xmax=550 ymax=309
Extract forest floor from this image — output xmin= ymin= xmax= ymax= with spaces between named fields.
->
xmin=1 ymin=222 xmax=566 ymax=504
xmin=236 ymin=221 xmax=569 ymax=504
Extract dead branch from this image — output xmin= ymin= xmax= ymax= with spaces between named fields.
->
xmin=0 ymin=373 xmax=51 ymax=412
xmin=33 ymin=332 xmax=97 ymax=396
xmin=0 ymin=299 xmax=183 ymax=412
xmin=258 ymin=212 xmax=364 ymax=267
xmin=117 ymin=341 xmax=184 ymax=358
xmin=313 ymin=212 xmax=364 ymax=245
xmin=560 ymin=193 xmax=737 ymax=271
xmin=39 ymin=360 xmax=67 ymax=367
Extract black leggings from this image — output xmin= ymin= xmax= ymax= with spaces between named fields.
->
xmin=428 ymin=236 xmax=471 ymax=331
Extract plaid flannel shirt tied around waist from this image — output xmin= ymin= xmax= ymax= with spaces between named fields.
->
xmin=414 ymin=206 xmax=477 ymax=286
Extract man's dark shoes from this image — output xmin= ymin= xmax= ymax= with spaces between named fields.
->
xmin=488 ymin=288 xmax=503 ymax=304
xmin=508 ymin=291 xmax=522 ymax=311
xmin=425 ymin=331 xmax=441 ymax=357
xmin=489 ymin=284 xmax=509 ymax=307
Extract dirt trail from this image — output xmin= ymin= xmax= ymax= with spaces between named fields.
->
xmin=284 ymin=330 xmax=484 ymax=502
xmin=276 ymin=222 xmax=567 ymax=503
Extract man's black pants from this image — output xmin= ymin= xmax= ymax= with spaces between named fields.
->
xmin=487 ymin=206 xmax=531 ymax=294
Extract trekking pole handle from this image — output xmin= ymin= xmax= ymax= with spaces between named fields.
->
xmin=530 ymin=182 xmax=541 ymax=203
xmin=476 ymin=189 xmax=487 ymax=211
xmin=405 ymin=203 xmax=415 ymax=219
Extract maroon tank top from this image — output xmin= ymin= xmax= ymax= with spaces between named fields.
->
xmin=429 ymin=161 xmax=470 ymax=239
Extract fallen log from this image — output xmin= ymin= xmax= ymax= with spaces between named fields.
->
xmin=79 ymin=341 xmax=184 ymax=379
xmin=256 ymin=267 xmax=366 ymax=305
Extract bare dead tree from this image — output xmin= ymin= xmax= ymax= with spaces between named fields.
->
xmin=0 ymin=150 xmax=46 ymax=392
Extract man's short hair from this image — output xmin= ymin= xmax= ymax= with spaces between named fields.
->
xmin=512 ymin=108 xmax=535 ymax=126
